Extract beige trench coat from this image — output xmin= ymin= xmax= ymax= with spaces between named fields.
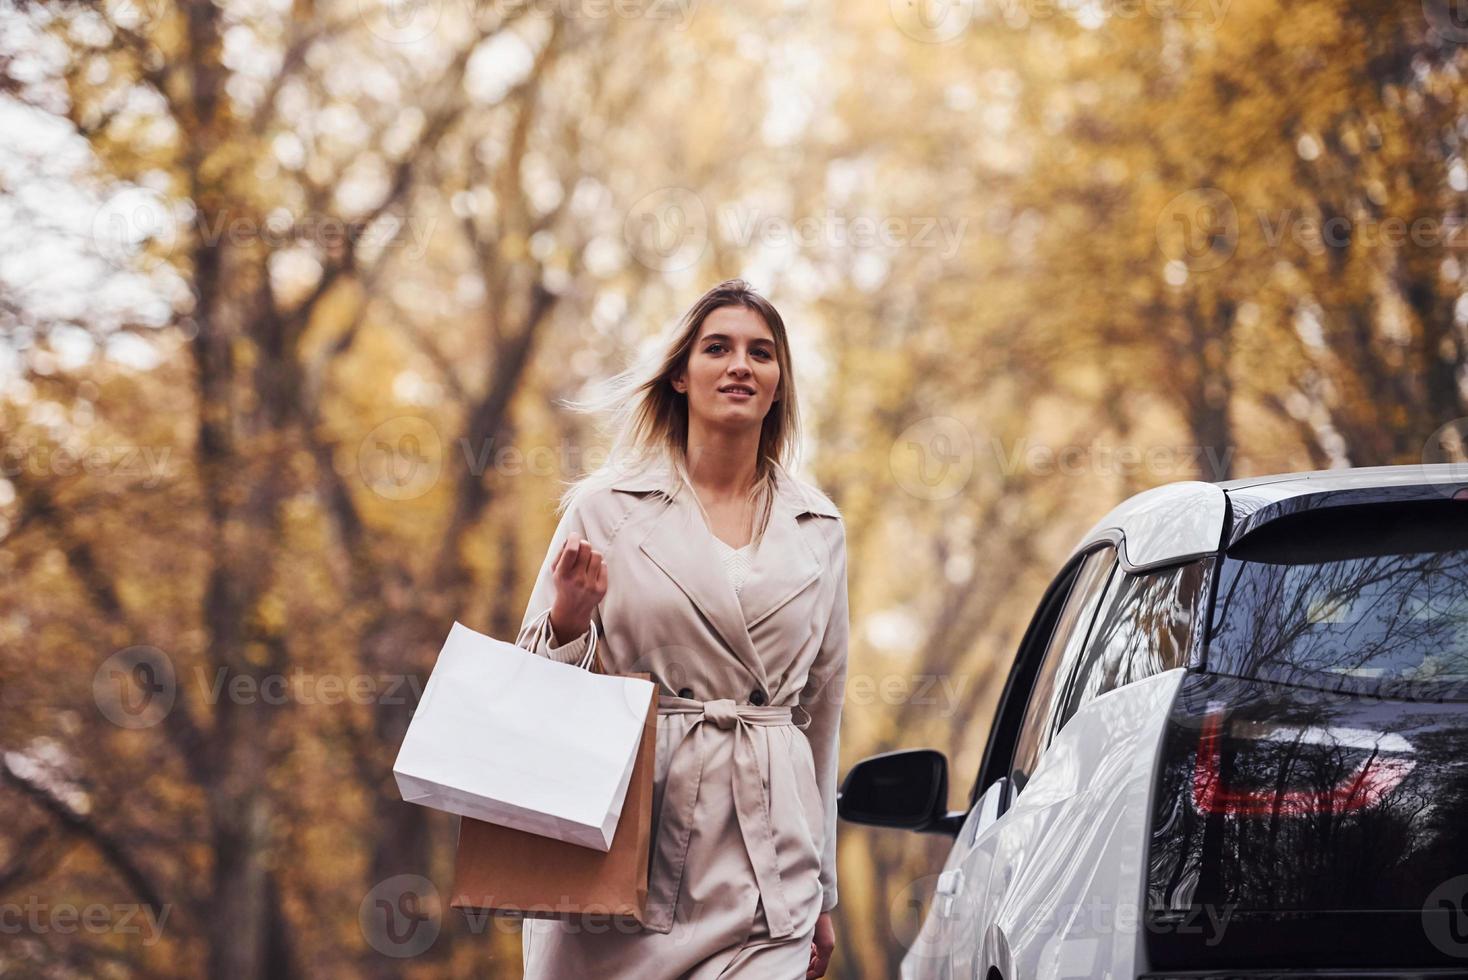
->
xmin=516 ymin=456 xmax=848 ymax=979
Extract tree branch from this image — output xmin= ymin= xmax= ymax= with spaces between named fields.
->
xmin=1 ymin=753 xmax=168 ymax=916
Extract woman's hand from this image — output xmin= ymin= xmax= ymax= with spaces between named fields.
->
xmin=807 ymin=912 xmax=835 ymax=978
xmin=548 ymin=533 xmax=608 ymax=644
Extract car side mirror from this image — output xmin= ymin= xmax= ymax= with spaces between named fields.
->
xmin=836 ymin=748 xmax=967 ymax=836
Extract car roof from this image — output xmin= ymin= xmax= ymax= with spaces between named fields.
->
xmin=1214 ymin=462 xmax=1467 ymax=494
xmin=1071 ymin=463 xmax=1468 ymax=571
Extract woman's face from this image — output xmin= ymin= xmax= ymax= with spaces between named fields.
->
xmin=673 ymin=305 xmax=781 ymax=431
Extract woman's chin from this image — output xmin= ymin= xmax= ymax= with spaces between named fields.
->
xmin=698 ymin=409 xmax=765 ymax=430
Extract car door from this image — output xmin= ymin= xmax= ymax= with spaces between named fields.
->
xmin=927 ymin=544 xmax=1118 ymax=980
xmin=984 ymin=556 xmax=1210 ymax=980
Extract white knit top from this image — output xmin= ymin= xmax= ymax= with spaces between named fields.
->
xmin=713 ymin=536 xmax=755 ymax=594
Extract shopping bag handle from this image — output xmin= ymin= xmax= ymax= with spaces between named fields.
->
xmin=517 ymin=607 xmax=600 ymax=673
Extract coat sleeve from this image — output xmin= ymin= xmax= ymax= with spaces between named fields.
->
xmin=515 ymin=497 xmax=599 ymax=665
xmin=800 ymin=519 xmax=849 ymax=914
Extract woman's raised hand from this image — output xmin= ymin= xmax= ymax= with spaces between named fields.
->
xmin=548 ymin=533 xmax=608 ymax=644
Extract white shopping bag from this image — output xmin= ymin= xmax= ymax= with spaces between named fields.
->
xmin=393 ymin=619 xmax=654 ymax=852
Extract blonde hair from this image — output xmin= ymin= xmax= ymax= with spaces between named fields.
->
xmin=553 ymin=279 xmax=803 ymax=545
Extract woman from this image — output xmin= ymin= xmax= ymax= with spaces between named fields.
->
xmin=515 ymin=280 xmax=848 ymax=979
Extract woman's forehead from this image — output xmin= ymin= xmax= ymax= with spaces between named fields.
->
xmin=698 ymin=306 xmax=774 ymax=340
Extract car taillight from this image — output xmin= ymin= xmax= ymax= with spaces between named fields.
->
xmin=1191 ymin=704 xmax=1416 ymax=817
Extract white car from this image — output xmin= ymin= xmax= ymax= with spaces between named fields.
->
xmin=838 ymin=464 xmax=1468 ymax=979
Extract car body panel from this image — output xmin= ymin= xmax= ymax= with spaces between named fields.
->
xmin=899 ymin=781 xmax=1006 ymax=980
xmin=1214 ymin=462 xmax=1468 ymax=494
xmin=902 ymin=669 xmax=1185 ymax=979
xmin=1071 ymin=482 xmax=1227 ymax=572
xmin=1070 ymin=464 xmax=1468 ymax=572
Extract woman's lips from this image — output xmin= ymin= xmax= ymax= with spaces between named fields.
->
xmin=720 ymin=388 xmax=754 ymax=400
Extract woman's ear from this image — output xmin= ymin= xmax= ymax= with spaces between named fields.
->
xmin=671 ymin=371 xmax=687 ymax=394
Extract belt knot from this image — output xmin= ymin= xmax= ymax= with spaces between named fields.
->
xmin=702 ymin=698 xmax=739 ymax=730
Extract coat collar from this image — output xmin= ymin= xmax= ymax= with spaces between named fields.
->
xmin=610 ymin=454 xmax=837 ymax=689
xmin=609 ymin=455 xmax=840 ymax=518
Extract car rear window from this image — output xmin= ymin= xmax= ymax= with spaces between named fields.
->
xmin=1207 ymin=500 xmax=1468 ymax=699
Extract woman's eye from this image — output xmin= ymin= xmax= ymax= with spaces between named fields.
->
xmin=703 ymin=342 xmax=772 ymax=359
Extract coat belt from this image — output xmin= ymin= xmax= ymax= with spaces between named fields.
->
xmin=642 ymin=696 xmax=812 ymax=938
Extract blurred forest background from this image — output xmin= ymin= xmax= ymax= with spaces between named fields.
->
xmin=2 ymin=0 xmax=1467 ymax=975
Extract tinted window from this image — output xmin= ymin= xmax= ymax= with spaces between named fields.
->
xmin=1009 ymin=545 xmax=1116 ymax=795
xmin=1208 ymin=501 xmax=1468 ymax=699
xmin=1054 ymin=560 xmax=1207 ymax=731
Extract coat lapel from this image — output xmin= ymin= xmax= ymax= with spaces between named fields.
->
xmin=611 ymin=456 xmax=836 ymax=693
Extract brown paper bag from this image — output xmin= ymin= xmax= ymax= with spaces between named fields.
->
xmin=449 ymin=663 xmax=658 ymax=926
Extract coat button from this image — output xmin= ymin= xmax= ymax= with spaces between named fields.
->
xmin=749 ymin=689 xmax=767 ymax=706
xmin=677 ymin=687 xmax=694 ymax=699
